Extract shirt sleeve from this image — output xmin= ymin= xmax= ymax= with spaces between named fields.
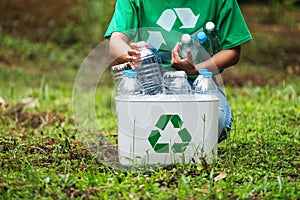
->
xmin=104 ymin=0 xmax=139 ymax=40
xmin=217 ymin=0 xmax=252 ymax=50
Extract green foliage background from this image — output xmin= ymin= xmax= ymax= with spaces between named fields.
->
xmin=0 ymin=0 xmax=115 ymax=45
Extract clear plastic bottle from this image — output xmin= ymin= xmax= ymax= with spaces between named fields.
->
xmin=195 ymin=31 xmax=210 ymax=63
xmin=197 ymin=31 xmax=212 ymax=57
xmin=180 ymin=33 xmax=210 ymax=65
xmin=116 ymin=70 xmax=130 ymax=95
xmin=111 ymin=62 xmax=132 ymax=86
xmin=195 ymin=71 xmax=218 ymax=99
xmin=163 ymin=71 xmax=192 ymax=95
xmin=196 ymin=31 xmax=207 ymax=44
xmin=180 ymin=34 xmax=198 ymax=63
xmin=205 ymin=22 xmax=221 ymax=55
xmin=192 ymin=68 xmax=208 ymax=90
xmin=117 ymin=70 xmax=143 ymax=96
xmin=133 ymin=41 xmax=163 ymax=95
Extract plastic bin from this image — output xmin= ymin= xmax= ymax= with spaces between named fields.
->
xmin=116 ymin=95 xmax=219 ymax=166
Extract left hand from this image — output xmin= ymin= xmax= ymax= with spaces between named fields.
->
xmin=129 ymin=42 xmax=150 ymax=69
xmin=171 ymin=42 xmax=198 ymax=76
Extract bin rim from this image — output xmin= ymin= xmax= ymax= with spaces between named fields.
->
xmin=115 ymin=95 xmax=219 ymax=102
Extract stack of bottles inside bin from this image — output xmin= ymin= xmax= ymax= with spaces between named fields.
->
xmin=113 ymin=22 xmax=220 ymax=99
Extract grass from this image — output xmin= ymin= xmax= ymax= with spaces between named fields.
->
xmin=0 ymin=3 xmax=300 ymax=200
xmin=0 ymin=81 xmax=299 ymax=199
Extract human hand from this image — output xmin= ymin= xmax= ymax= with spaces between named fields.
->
xmin=129 ymin=42 xmax=150 ymax=69
xmin=171 ymin=42 xmax=198 ymax=76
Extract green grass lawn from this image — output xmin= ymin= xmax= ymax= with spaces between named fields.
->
xmin=0 ymin=71 xmax=299 ymax=199
xmin=1 ymin=42 xmax=299 ymax=199
xmin=1 ymin=3 xmax=300 ymax=200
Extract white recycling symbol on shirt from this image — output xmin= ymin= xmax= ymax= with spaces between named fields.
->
xmin=147 ymin=8 xmax=200 ymax=49
xmin=157 ymin=8 xmax=200 ymax=31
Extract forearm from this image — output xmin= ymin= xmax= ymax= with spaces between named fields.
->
xmin=109 ymin=32 xmax=145 ymax=65
xmin=109 ymin=32 xmax=131 ymax=63
xmin=196 ymin=45 xmax=241 ymax=73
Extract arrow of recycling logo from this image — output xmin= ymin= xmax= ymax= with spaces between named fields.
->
xmin=148 ymin=114 xmax=192 ymax=153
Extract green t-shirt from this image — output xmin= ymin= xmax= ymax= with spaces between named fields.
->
xmin=105 ymin=0 xmax=252 ymax=71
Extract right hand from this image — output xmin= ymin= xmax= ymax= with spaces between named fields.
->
xmin=171 ymin=42 xmax=198 ymax=76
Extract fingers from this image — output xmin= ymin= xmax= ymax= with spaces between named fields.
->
xmin=170 ymin=42 xmax=197 ymax=74
xmin=127 ymin=49 xmax=142 ymax=69
xmin=129 ymin=43 xmax=139 ymax=50
xmin=126 ymin=49 xmax=140 ymax=62
xmin=186 ymin=49 xmax=194 ymax=65
xmin=171 ymin=42 xmax=181 ymax=65
xmin=130 ymin=42 xmax=149 ymax=50
xmin=127 ymin=42 xmax=148 ymax=69
xmin=130 ymin=64 xmax=136 ymax=70
xmin=127 ymin=49 xmax=140 ymax=56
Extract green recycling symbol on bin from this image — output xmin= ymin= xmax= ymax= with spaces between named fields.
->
xmin=148 ymin=114 xmax=192 ymax=153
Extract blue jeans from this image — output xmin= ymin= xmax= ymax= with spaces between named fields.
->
xmin=217 ymin=87 xmax=232 ymax=142
xmin=188 ymin=79 xmax=232 ymax=143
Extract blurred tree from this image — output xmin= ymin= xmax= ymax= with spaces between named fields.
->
xmin=0 ymin=0 xmax=115 ymax=46
xmin=281 ymin=0 xmax=300 ymax=5
xmin=238 ymin=0 xmax=268 ymax=3
xmin=268 ymin=0 xmax=281 ymax=24
xmin=238 ymin=0 xmax=300 ymax=5
xmin=78 ymin=0 xmax=115 ymax=44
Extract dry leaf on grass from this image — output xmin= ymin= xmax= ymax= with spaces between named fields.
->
xmin=20 ymin=98 xmax=40 ymax=108
xmin=214 ymin=172 xmax=227 ymax=182
xmin=110 ymin=132 xmax=118 ymax=136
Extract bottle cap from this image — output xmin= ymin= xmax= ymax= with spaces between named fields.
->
xmin=181 ymin=34 xmax=192 ymax=44
xmin=197 ymin=32 xmax=207 ymax=43
xmin=205 ymin=22 xmax=215 ymax=32
xmin=127 ymin=70 xmax=138 ymax=78
xmin=203 ymin=71 xmax=213 ymax=77
xmin=198 ymin=68 xmax=208 ymax=75
xmin=123 ymin=70 xmax=131 ymax=76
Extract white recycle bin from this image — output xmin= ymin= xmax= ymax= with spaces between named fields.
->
xmin=116 ymin=94 xmax=219 ymax=166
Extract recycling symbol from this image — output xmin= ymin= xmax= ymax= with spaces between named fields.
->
xmin=148 ymin=114 xmax=192 ymax=153
xmin=147 ymin=8 xmax=200 ymax=49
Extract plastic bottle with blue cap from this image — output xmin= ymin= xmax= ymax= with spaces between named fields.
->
xmin=197 ymin=31 xmax=207 ymax=44
xmin=111 ymin=62 xmax=132 ymax=85
xmin=195 ymin=31 xmax=210 ymax=63
xmin=117 ymin=70 xmax=130 ymax=95
xmin=192 ymin=68 xmax=208 ymax=90
xmin=117 ymin=70 xmax=143 ymax=96
xmin=194 ymin=71 xmax=219 ymax=99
